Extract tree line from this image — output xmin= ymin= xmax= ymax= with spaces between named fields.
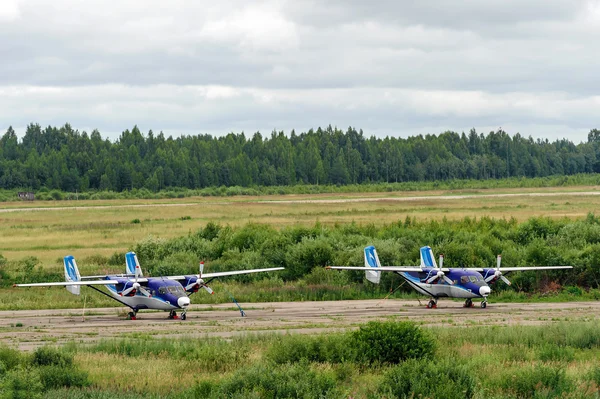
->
xmin=1 ymin=123 xmax=599 ymax=192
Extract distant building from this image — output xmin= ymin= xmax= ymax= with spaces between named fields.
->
xmin=18 ymin=192 xmax=35 ymax=201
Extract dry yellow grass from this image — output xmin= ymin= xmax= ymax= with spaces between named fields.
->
xmin=2 ymin=186 xmax=600 ymax=264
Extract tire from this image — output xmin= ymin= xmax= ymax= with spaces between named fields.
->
xmin=181 ymin=314 xmax=187 ymax=321
xmin=481 ymin=302 xmax=487 ymax=309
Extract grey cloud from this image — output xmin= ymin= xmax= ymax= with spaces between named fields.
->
xmin=0 ymin=0 xmax=598 ymax=141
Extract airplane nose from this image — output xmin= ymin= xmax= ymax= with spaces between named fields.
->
xmin=479 ymin=286 xmax=491 ymax=297
xmin=177 ymin=297 xmax=190 ymax=308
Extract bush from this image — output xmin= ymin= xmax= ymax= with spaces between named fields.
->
xmin=49 ymin=190 xmax=64 ymax=200
xmin=537 ymin=344 xmax=575 ymax=362
xmin=0 ymin=346 xmax=22 ymax=371
xmin=38 ymin=365 xmax=90 ymax=390
xmin=0 ymin=366 xmax=43 ymax=398
xmin=266 ymin=334 xmax=353 ymax=364
xmin=379 ymin=358 xmax=476 ymax=399
xmin=188 ymin=361 xmax=339 ymax=399
xmin=351 ymin=321 xmax=436 ymax=365
xmin=31 ymin=346 xmax=73 ymax=368
xmin=498 ymin=364 xmax=572 ymax=398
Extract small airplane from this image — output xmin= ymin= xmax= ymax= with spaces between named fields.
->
xmin=15 ymin=252 xmax=284 ymax=320
xmin=327 ymin=245 xmax=572 ymax=309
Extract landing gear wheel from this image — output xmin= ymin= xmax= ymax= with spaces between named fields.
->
xmin=181 ymin=313 xmax=187 ymax=321
xmin=427 ymin=299 xmax=437 ymax=309
xmin=168 ymin=310 xmax=177 ymax=319
xmin=127 ymin=311 xmax=137 ymax=320
xmin=480 ymin=301 xmax=487 ymax=309
xmin=464 ymin=298 xmax=473 ymax=308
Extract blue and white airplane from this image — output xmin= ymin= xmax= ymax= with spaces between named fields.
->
xmin=15 ymin=252 xmax=284 ymax=320
xmin=327 ymin=246 xmax=572 ymax=308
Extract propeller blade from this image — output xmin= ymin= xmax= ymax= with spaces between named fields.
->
xmin=439 ymin=254 xmax=444 ymax=269
xmin=138 ymin=286 xmax=152 ymax=297
xmin=497 ymin=255 xmax=502 ymax=269
xmin=202 ymin=284 xmax=214 ymax=295
xmin=500 ymin=275 xmax=512 ymax=286
xmin=199 ymin=261 xmax=204 ymax=277
xmin=426 ymin=273 xmax=440 ymax=284
xmin=121 ymin=282 xmax=139 ymax=297
xmin=442 ymin=275 xmax=454 ymax=285
xmin=485 ymin=275 xmax=496 ymax=283
xmin=185 ymin=281 xmax=199 ymax=292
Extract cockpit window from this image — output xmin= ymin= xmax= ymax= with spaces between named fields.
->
xmin=460 ymin=276 xmax=469 ymax=284
xmin=158 ymin=287 xmax=167 ymax=294
xmin=469 ymin=276 xmax=478 ymax=283
xmin=168 ymin=286 xmax=184 ymax=294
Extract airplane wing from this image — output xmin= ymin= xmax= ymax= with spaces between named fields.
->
xmin=463 ymin=266 xmax=572 ymax=272
xmin=15 ymin=278 xmax=148 ymax=287
xmin=166 ymin=267 xmax=285 ymax=281
xmin=327 ymin=266 xmax=426 ymax=272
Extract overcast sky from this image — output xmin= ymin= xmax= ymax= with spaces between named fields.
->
xmin=1 ymin=0 xmax=599 ymax=142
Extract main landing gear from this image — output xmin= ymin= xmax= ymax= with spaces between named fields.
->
xmin=427 ymin=298 xmax=438 ymax=309
xmin=464 ymin=298 xmax=474 ymax=308
xmin=168 ymin=310 xmax=180 ymax=320
xmin=127 ymin=310 xmax=138 ymax=320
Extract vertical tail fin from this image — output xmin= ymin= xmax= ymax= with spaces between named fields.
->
xmin=64 ymin=256 xmax=81 ymax=296
xmin=364 ymin=245 xmax=382 ymax=284
xmin=125 ymin=252 xmax=143 ymax=277
xmin=419 ymin=246 xmax=437 ymax=269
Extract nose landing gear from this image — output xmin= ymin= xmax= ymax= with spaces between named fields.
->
xmin=480 ymin=298 xmax=488 ymax=309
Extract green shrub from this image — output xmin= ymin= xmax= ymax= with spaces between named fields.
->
xmin=38 ymin=365 xmax=90 ymax=390
xmin=379 ymin=358 xmax=476 ymax=399
xmin=31 ymin=346 xmax=73 ymax=368
xmin=537 ymin=344 xmax=575 ymax=362
xmin=0 ymin=346 xmax=22 ymax=370
xmin=189 ymin=361 xmax=339 ymax=399
xmin=498 ymin=364 xmax=572 ymax=398
xmin=130 ymin=218 xmax=141 ymax=224
xmin=266 ymin=334 xmax=353 ymax=364
xmin=352 ymin=321 xmax=436 ymax=365
xmin=49 ymin=190 xmax=64 ymax=200
xmin=0 ymin=366 xmax=43 ymax=399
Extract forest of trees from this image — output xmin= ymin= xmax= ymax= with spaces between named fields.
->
xmin=1 ymin=123 xmax=599 ymax=192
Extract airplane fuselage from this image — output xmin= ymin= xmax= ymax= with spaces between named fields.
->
xmin=105 ymin=276 xmax=191 ymax=311
xmin=400 ymin=268 xmax=490 ymax=299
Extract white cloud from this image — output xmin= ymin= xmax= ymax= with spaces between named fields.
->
xmin=0 ymin=0 xmax=598 ymax=142
xmin=0 ymin=0 xmax=19 ymax=20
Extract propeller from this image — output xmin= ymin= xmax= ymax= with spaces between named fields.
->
xmin=185 ymin=261 xmax=214 ymax=295
xmin=425 ymin=255 xmax=454 ymax=285
xmin=121 ymin=263 xmax=152 ymax=297
xmin=484 ymin=255 xmax=511 ymax=285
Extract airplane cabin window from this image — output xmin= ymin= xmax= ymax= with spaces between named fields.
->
xmin=460 ymin=276 xmax=469 ymax=284
xmin=158 ymin=287 xmax=167 ymax=294
xmin=469 ymin=276 xmax=477 ymax=283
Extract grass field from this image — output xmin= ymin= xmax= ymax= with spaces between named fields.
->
xmin=6 ymin=320 xmax=600 ymax=398
xmin=2 ymin=185 xmax=600 ymax=265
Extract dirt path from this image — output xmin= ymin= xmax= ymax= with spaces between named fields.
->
xmin=1 ymin=300 xmax=599 ymax=350
xmin=255 ymin=191 xmax=600 ymax=204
